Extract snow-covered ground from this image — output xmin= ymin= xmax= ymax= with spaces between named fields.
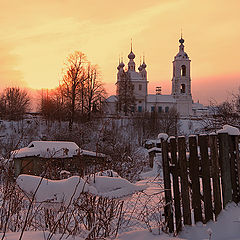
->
xmin=1 ymin=154 xmax=240 ymax=239
xmin=116 ymin=203 xmax=240 ymax=240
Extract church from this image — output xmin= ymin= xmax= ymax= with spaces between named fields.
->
xmin=105 ymin=37 xmax=208 ymax=117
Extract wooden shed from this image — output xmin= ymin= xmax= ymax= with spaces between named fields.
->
xmin=11 ymin=141 xmax=107 ymax=178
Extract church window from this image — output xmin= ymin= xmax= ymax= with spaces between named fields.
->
xmin=151 ymin=106 xmax=155 ymax=112
xmin=138 ymin=106 xmax=142 ymax=112
xmin=181 ymin=65 xmax=186 ymax=76
xmin=180 ymin=84 xmax=186 ymax=93
xmin=165 ymin=107 xmax=169 ymax=113
xmin=139 ymin=84 xmax=142 ymax=91
xmin=158 ymin=106 xmax=162 ymax=113
xmin=132 ymin=85 xmax=134 ymax=90
xmin=139 ymin=100 xmax=142 ymax=103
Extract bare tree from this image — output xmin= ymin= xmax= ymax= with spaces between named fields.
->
xmin=133 ymin=107 xmax=179 ymax=139
xmin=59 ymin=51 xmax=106 ymax=130
xmin=116 ymin=72 xmax=136 ymax=116
xmin=0 ymin=87 xmax=30 ymax=120
xmin=39 ymin=88 xmax=67 ymax=122
xmin=200 ymin=88 xmax=240 ymax=133
xmin=84 ymin=65 xmax=106 ymax=120
xmin=60 ymin=51 xmax=89 ymax=131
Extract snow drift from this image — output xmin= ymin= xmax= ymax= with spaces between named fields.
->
xmin=16 ymin=174 xmax=146 ymax=205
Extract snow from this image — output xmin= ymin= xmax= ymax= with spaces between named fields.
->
xmin=148 ymin=147 xmax=161 ymax=153
xmin=11 ymin=141 xmax=80 ymax=158
xmin=0 ymin=231 xmax=83 ymax=240
xmin=11 ymin=140 xmax=105 ymax=159
xmin=217 ymin=125 xmax=240 ymax=136
xmin=16 ymin=174 xmax=147 ymax=204
xmin=158 ymin=133 xmax=168 ymax=140
xmin=147 ymin=94 xmax=176 ymax=103
xmin=115 ymin=202 xmax=240 ymax=240
xmin=96 ymin=169 xmax=120 ymax=177
xmin=106 ymin=95 xmax=117 ymax=102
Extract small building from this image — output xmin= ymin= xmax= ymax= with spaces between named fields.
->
xmin=11 ymin=141 xmax=107 ymax=178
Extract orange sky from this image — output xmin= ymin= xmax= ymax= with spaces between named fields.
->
xmin=0 ymin=0 xmax=239 ymax=105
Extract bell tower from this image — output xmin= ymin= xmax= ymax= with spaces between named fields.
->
xmin=172 ymin=36 xmax=192 ymax=116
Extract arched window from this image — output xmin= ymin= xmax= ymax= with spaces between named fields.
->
xmin=181 ymin=65 xmax=186 ymax=76
xmin=181 ymin=84 xmax=186 ymax=93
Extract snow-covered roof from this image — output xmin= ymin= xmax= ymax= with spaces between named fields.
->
xmin=192 ymin=102 xmax=208 ymax=110
xmin=147 ymin=94 xmax=176 ymax=103
xmin=11 ymin=141 xmax=105 ymax=159
xmin=105 ymin=95 xmax=117 ymax=103
xmin=217 ymin=125 xmax=240 ymax=136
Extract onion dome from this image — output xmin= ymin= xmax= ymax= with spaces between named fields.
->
xmin=179 ymin=37 xmax=184 ymax=44
xmin=138 ymin=65 xmax=142 ymax=71
xmin=117 ymin=65 xmax=120 ymax=70
xmin=141 ymin=62 xmax=147 ymax=69
xmin=128 ymin=51 xmax=135 ymax=60
xmin=119 ymin=62 xmax=125 ymax=68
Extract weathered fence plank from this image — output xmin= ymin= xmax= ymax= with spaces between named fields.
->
xmin=163 ymin=133 xmax=240 ymax=232
xmin=169 ymin=137 xmax=182 ymax=233
xmin=199 ymin=135 xmax=213 ymax=222
xmin=189 ymin=136 xmax=203 ymax=223
xmin=235 ymin=136 xmax=240 ymax=191
xmin=218 ymin=133 xmax=232 ymax=207
xmin=161 ymin=140 xmax=174 ymax=233
xmin=209 ymin=135 xmax=222 ymax=219
xmin=228 ymin=135 xmax=239 ymax=203
xmin=178 ymin=137 xmax=192 ymax=226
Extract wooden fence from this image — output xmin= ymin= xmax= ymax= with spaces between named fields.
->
xmin=161 ymin=133 xmax=240 ymax=233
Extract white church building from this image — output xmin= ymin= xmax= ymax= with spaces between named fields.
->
xmin=105 ymin=37 xmax=208 ymax=117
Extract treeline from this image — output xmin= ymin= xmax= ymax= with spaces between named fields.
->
xmin=0 ymin=51 xmax=106 ymax=129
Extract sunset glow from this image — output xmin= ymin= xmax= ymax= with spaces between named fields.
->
xmin=0 ymin=0 xmax=240 ymax=104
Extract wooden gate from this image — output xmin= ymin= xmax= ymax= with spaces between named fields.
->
xmin=161 ymin=133 xmax=240 ymax=233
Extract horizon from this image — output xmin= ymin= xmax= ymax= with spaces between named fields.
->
xmin=0 ymin=0 xmax=240 ymax=105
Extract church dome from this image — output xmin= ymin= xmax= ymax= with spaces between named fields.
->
xmin=141 ymin=62 xmax=147 ymax=68
xmin=119 ymin=62 xmax=125 ymax=68
xmin=138 ymin=65 xmax=142 ymax=71
xmin=179 ymin=37 xmax=184 ymax=44
xmin=128 ymin=51 xmax=135 ymax=60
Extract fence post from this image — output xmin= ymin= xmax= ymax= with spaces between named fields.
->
xmin=161 ymin=140 xmax=174 ymax=233
xmin=218 ymin=133 xmax=232 ymax=207
xmin=228 ymin=135 xmax=240 ymax=203
xmin=209 ymin=134 xmax=222 ymax=219
xmin=199 ymin=135 xmax=213 ymax=222
xmin=169 ymin=137 xmax=182 ymax=233
xmin=235 ymin=136 xmax=240 ymax=198
xmin=178 ymin=137 xmax=192 ymax=226
xmin=189 ymin=136 xmax=203 ymax=223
